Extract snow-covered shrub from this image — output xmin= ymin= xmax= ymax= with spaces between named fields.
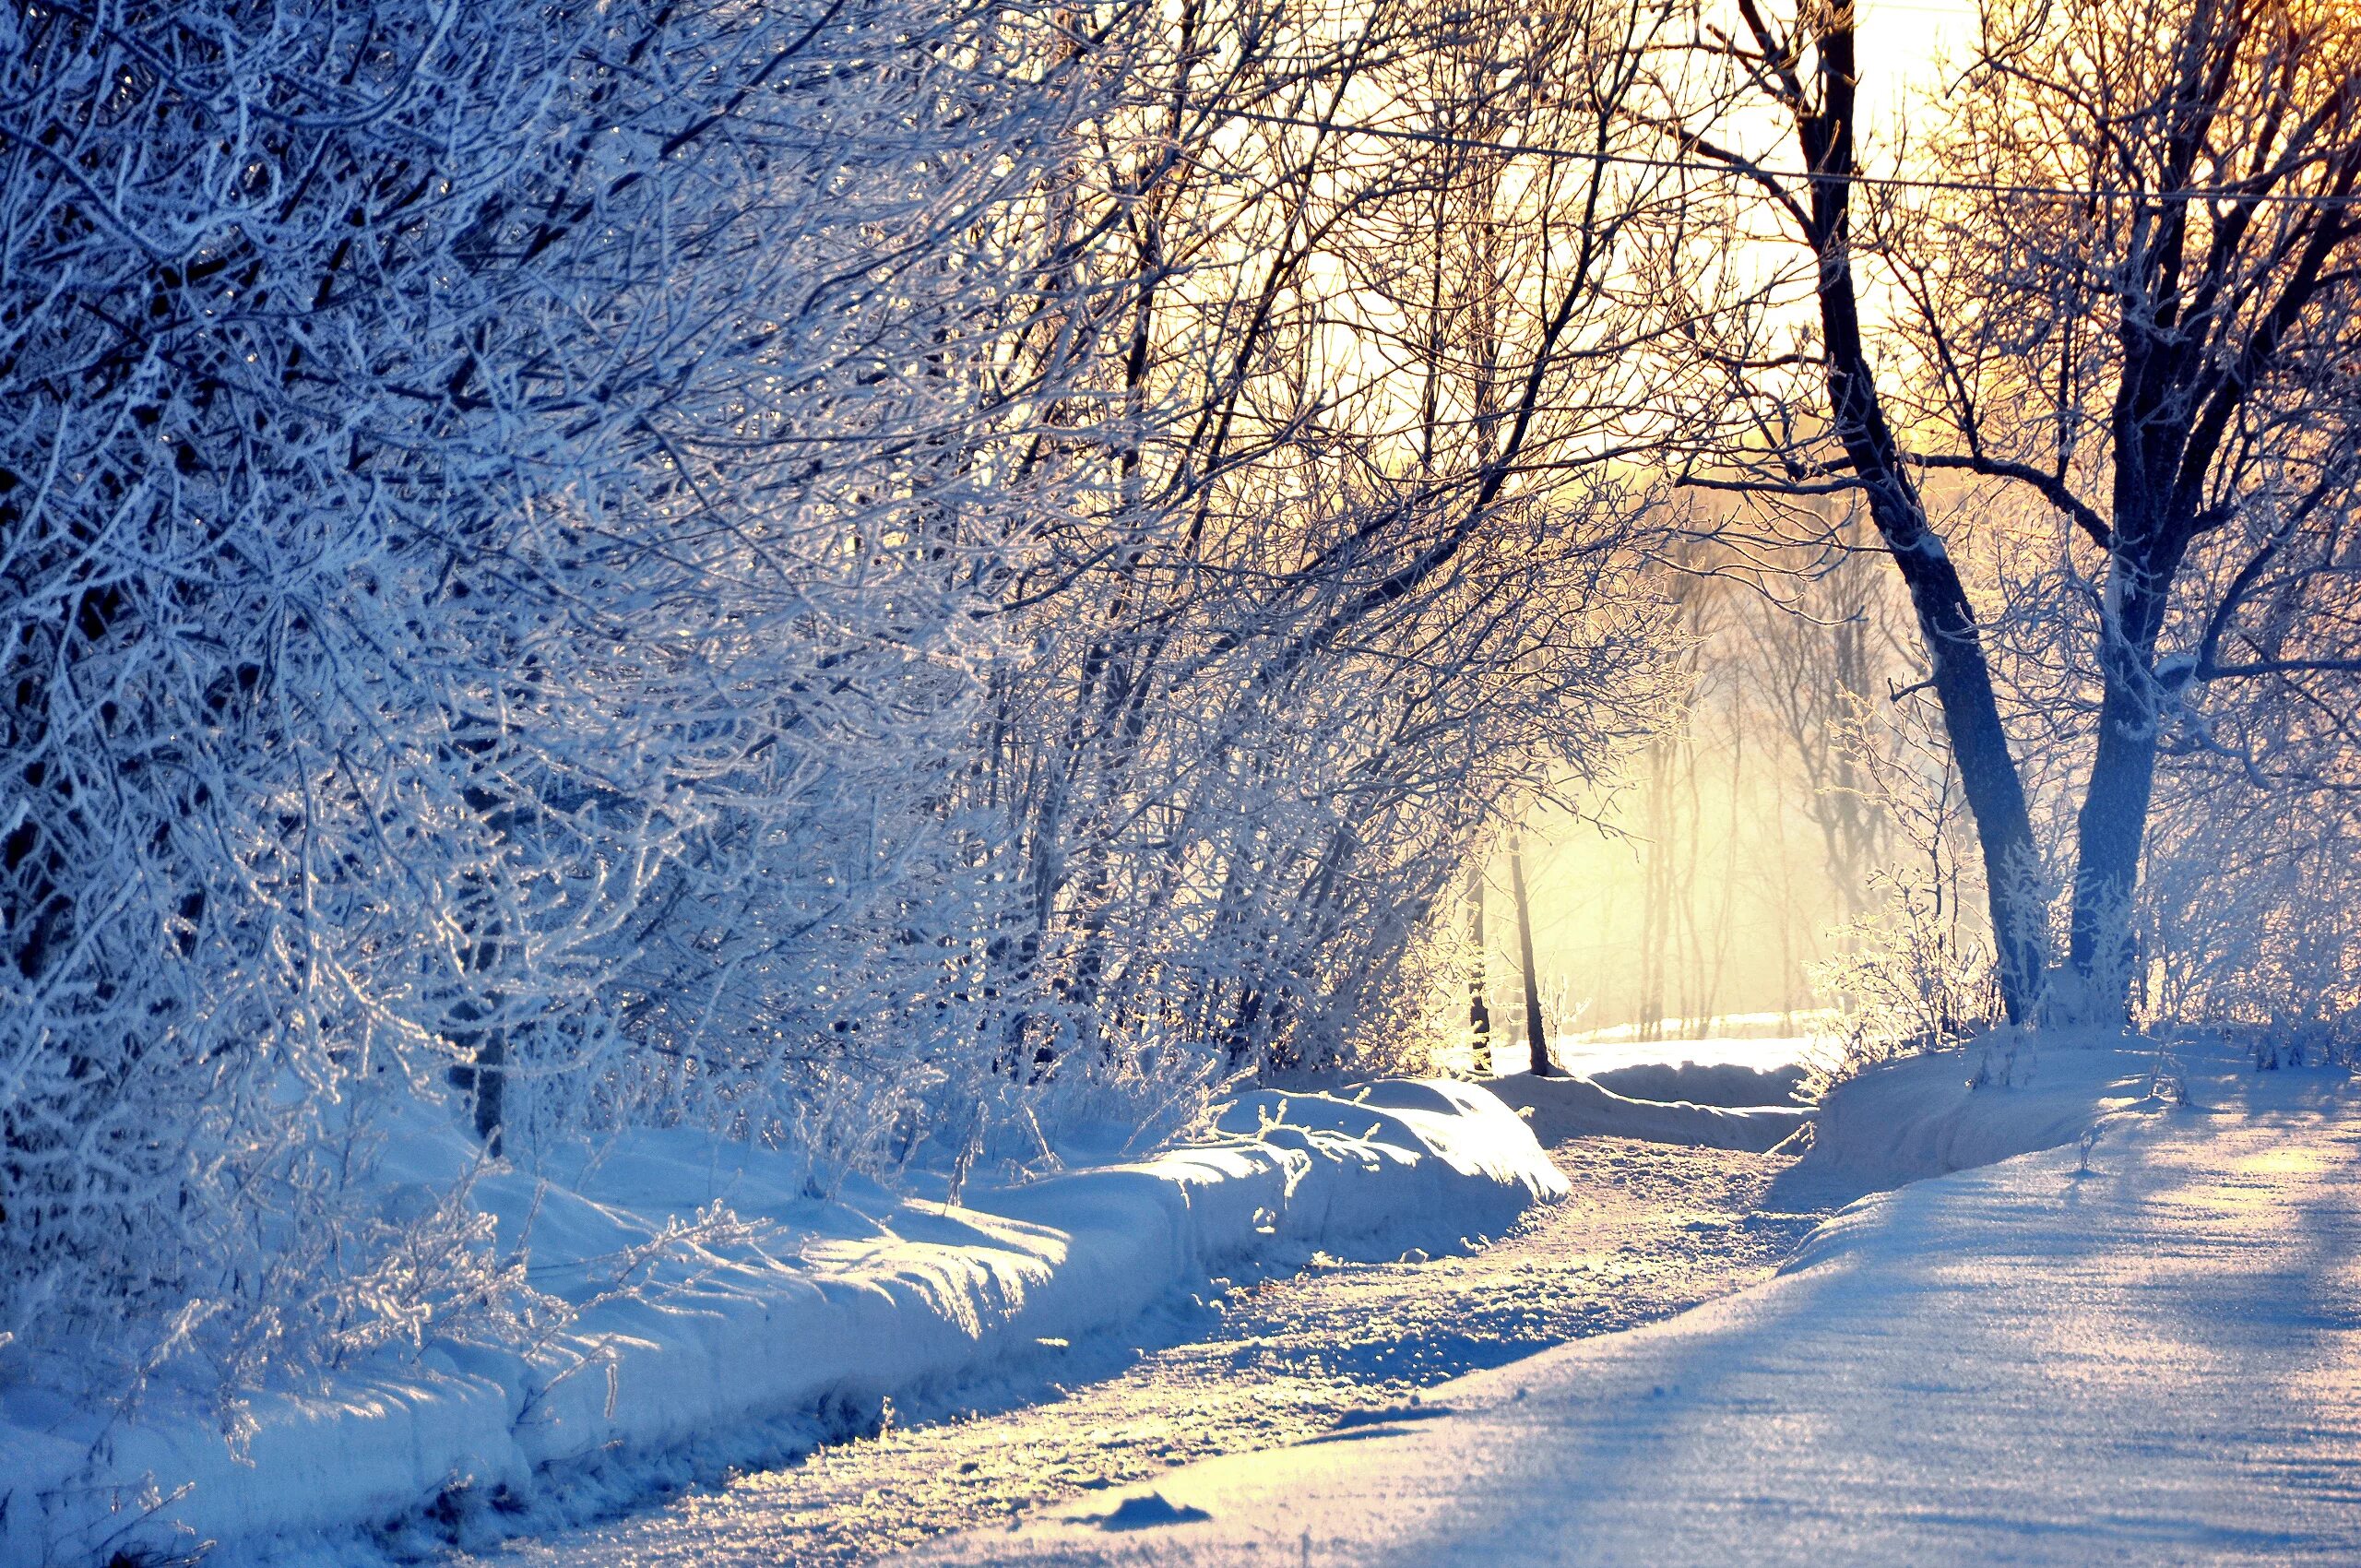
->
xmin=1805 ymin=871 xmax=2005 ymax=1096
xmin=963 ymin=6 xmax=1685 ymax=1101
xmin=2136 ymin=766 xmax=2361 ymax=1069
xmin=0 ymin=0 xmax=1686 ymax=1428
xmin=0 ymin=0 xmax=1120 ymax=1395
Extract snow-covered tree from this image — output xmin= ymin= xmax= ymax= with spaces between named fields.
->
xmin=1645 ymin=0 xmax=2361 ymax=1028
xmin=0 ymin=0 xmax=1132 ymax=1384
xmin=964 ymin=0 xmax=1682 ymax=1085
xmin=0 ymin=0 xmax=1687 ymax=1410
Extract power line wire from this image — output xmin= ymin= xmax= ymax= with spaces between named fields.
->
xmin=1219 ymin=107 xmax=2361 ymax=209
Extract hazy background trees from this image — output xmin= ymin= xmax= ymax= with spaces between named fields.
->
xmin=967 ymin=0 xmax=1686 ymax=1097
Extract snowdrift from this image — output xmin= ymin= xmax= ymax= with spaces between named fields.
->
xmin=912 ymin=1044 xmax=2361 ymax=1566
xmin=1789 ymin=1031 xmax=2165 ymax=1196
xmin=1486 ymin=1070 xmax=1807 ymax=1152
xmin=0 ymin=1081 xmax=1561 ymax=1568
xmin=1582 ymin=1059 xmax=1806 ymax=1108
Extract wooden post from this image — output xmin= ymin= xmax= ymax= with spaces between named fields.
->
xmin=1468 ymin=865 xmax=1493 ymax=1075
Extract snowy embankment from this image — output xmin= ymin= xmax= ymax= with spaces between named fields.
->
xmin=911 ymin=1039 xmax=2361 ymax=1566
xmin=0 ymin=1081 xmax=1561 ymax=1568
xmin=1788 ymin=1028 xmax=2164 ymax=1194
xmin=1488 ymin=1068 xmax=1808 ymax=1152
xmin=1582 ymin=1059 xmax=1806 ymax=1108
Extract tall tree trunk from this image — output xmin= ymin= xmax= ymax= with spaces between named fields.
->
xmin=1794 ymin=18 xmax=2049 ymax=1022
xmin=1636 ymin=735 xmax=1673 ymax=1041
xmin=1509 ymin=838 xmax=1553 ymax=1075
xmin=2065 ymin=698 xmax=2158 ymax=1020
xmin=2061 ymin=536 xmax=2185 ymax=1021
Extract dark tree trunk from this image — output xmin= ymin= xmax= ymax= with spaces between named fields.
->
xmin=1795 ymin=18 xmax=2048 ymax=1022
xmin=1509 ymin=839 xmax=1552 ymax=1075
xmin=2062 ymin=500 xmax=2189 ymax=1021
xmin=2065 ymin=698 xmax=2158 ymax=1017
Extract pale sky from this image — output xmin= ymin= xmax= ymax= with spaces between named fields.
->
xmin=1855 ymin=0 xmax=1981 ymax=137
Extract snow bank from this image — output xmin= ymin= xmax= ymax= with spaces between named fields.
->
xmin=1583 ymin=1059 xmax=1806 ymax=1107
xmin=0 ymin=1081 xmax=1560 ymax=1568
xmin=909 ymin=1047 xmax=2361 ymax=1566
xmin=1486 ymin=1071 xmax=1807 ymax=1152
xmin=1792 ymin=1031 xmax=2165 ymax=1195
xmin=1554 ymin=1033 xmax=1829 ymax=1083
xmin=1512 ymin=1029 xmax=2165 ymax=1185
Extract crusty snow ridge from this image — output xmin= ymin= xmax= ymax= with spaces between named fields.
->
xmin=0 ymin=1079 xmax=1563 ymax=1568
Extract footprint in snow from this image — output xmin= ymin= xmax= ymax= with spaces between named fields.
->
xmin=1331 ymin=1402 xmax=1455 ymax=1431
xmin=1089 ymin=1491 xmax=1213 ymax=1530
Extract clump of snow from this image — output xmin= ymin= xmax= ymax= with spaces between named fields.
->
xmin=908 ymin=1042 xmax=2361 ymax=1566
xmin=1087 ymin=1492 xmax=1212 ymax=1530
xmin=0 ymin=1080 xmax=1559 ymax=1568
xmin=1486 ymin=1071 xmax=1807 ymax=1152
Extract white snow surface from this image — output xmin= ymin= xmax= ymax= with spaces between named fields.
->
xmin=1579 ymin=1059 xmax=1806 ymax=1108
xmin=908 ymin=1041 xmax=2361 ymax=1566
xmin=1488 ymin=1071 xmax=1807 ymax=1152
xmin=1791 ymin=1028 xmax=2163 ymax=1194
xmin=0 ymin=1080 xmax=1563 ymax=1568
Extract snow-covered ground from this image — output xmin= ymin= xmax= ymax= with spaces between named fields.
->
xmin=1489 ymin=1070 xmax=1806 ymax=1151
xmin=1786 ymin=1027 xmax=2169 ymax=1197
xmin=457 ymin=1136 xmax=1821 ymax=1568
xmin=1561 ymin=1012 xmax=1837 ymax=1050
xmin=19 ymin=1031 xmax=2326 ymax=1568
xmin=0 ymin=1082 xmax=1562 ymax=1568
xmin=906 ymin=1039 xmax=2361 ymax=1566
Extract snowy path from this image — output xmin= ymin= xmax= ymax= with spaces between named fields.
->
xmin=909 ymin=1074 xmax=2361 ymax=1566
xmin=461 ymin=1137 xmax=1824 ymax=1568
